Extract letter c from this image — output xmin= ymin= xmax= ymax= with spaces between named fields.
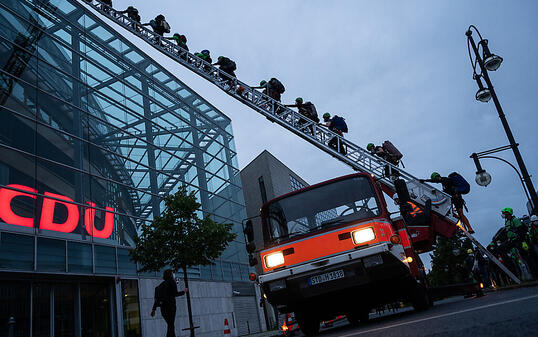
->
xmin=0 ymin=184 xmax=37 ymax=227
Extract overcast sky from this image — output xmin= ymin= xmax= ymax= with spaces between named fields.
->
xmin=104 ymin=1 xmax=537 ymax=263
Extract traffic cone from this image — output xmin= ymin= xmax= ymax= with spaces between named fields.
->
xmin=224 ymin=318 xmax=231 ymax=336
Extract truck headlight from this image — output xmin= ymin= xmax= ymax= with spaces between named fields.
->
xmin=352 ymin=227 xmax=375 ymax=244
xmin=264 ymin=251 xmax=285 ymax=268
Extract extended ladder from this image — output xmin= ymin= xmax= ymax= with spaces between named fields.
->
xmin=83 ymin=0 xmax=455 ymax=219
xmin=81 ymin=1 xmax=522 ymax=284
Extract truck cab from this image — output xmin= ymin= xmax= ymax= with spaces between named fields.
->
xmin=248 ymin=173 xmax=431 ymax=335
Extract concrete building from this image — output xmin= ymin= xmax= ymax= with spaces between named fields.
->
xmin=240 ymin=150 xmax=311 ymax=329
xmin=0 ymin=0 xmax=261 ymax=336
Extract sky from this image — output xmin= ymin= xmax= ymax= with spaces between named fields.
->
xmin=100 ymin=1 xmax=537 ymax=264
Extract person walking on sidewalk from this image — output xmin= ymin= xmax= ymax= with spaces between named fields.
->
xmin=151 ymin=269 xmax=189 ymax=337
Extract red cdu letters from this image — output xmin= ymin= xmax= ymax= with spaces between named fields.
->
xmin=84 ymin=202 xmax=114 ymax=239
xmin=40 ymin=192 xmax=79 ymax=233
xmin=0 ymin=184 xmax=37 ymax=227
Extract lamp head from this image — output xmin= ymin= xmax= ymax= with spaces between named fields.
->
xmin=475 ymin=170 xmax=492 ymax=187
xmin=474 ymin=74 xmax=492 ymax=102
xmin=481 ymin=39 xmax=503 ymax=71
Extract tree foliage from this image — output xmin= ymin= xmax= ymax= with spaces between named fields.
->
xmin=130 ymin=186 xmax=237 ymax=272
xmin=428 ymin=232 xmax=473 ymax=286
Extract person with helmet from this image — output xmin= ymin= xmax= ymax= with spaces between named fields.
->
xmin=195 ymin=50 xmax=212 ymax=71
xmin=165 ymin=33 xmax=188 ymax=51
xmin=213 ymin=56 xmax=237 ymax=86
xmin=117 ymin=6 xmax=141 ymax=27
xmin=421 ymin=172 xmax=474 ymax=234
xmin=502 ymin=207 xmax=525 ymax=240
xmin=285 ymin=98 xmax=319 ymax=134
xmin=323 ymin=113 xmax=348 ymax=155
xmin=502 ymin=208 xmax=537 ymax=279
xmin=252 ymin=78 xmax=285 ymax=102
xmin=142 ymin=14 xmax=171 ymax=36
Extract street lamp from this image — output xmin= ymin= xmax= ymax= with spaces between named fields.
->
xmin=466 ymin=25 xmax=538 ymax=215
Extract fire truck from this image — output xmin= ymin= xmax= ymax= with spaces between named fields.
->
xmin=244 ymin=173 xmax=459 ymax=336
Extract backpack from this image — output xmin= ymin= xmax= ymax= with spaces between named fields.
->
xmin=154 ymin=281 xmax=167 ymax=307
xmin=331 ymin=116 xmax=348 ymax=133
xmin=268 ymin=78 xmax=285 ymax=94
xmin=303 ymin=102 xmax=319 ymax=122
xmin=448 ymin=172 xmax=470 ymax=195
xmin=219 ymin=57 xmax=236 ymax=72
xmin=382 ymin=141 xmax=403 ymax=161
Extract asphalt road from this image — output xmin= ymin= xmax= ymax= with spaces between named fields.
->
xmin=295 ymin=285 xmax=538 ymax=337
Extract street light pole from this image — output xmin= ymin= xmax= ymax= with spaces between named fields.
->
xmin=466 ymin=27 xmax=538 ymax=215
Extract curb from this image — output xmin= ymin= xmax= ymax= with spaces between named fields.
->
xmin=485 ymin=280 xmax=538 ymax=293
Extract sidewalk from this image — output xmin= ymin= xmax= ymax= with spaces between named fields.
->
xmin=244 ymin=330 xmax=280 ymax=337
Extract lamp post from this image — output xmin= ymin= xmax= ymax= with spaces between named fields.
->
xmin=466 ymin=25 xmax=538 ymax=215
xmin=470 ymin=146 xmax=532 ymax=209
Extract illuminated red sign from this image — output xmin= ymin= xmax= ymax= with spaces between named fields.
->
xmin=0 ymin=184 xmax=115 ymax=239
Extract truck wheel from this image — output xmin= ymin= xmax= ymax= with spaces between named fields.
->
xmin=295 ymin=311 xmax=320 ymax=336
xmin=412 ymin=284 xmax=431 ymax=311
xmin=347 ymin=308 xmax=370 ymax=326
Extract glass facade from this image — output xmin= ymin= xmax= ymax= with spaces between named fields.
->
xmin=0 ymin=0 xmax=248 ymax=280
xmin=0 ymin=0 xmax=251 ymax=335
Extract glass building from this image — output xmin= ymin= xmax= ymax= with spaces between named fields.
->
xmin=0 ymin=0 xmax=250 ymax=336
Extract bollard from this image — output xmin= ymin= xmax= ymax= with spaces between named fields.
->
xmin=8 ymin=316 xmax=15 ymax=337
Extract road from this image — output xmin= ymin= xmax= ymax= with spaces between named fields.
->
xmin=293 ymin=286 xmax=538 ymax=337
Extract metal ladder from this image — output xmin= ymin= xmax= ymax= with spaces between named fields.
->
xmin=81 ymin=1 xmax=523 ymax=284
xmin=83 ymin=0 xmax=455 ymax=219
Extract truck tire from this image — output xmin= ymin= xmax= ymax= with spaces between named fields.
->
xmin=295 ymin=311 xmax=320 ymax=336
xmin=412 ymin=284 xmax=431 ymax=311
xmin=347 ymin=308 xmax=370 ymax=326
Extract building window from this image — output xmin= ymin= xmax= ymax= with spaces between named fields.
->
xmin=289 ymin=175 xmax=306 ymax=192
xmin=258 ymin=176 xmax=268 ymax=204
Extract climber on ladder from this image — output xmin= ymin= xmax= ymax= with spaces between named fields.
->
xmin=421 ymin=172 xmax=475 ymax=234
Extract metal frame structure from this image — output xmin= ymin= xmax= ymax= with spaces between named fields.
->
xmin=83 ymin=0 xmax=455 ymax=220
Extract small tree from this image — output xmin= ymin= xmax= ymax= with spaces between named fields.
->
xmin=428 ymin=232 xmax=473 ymax=286
xmin=130 ymin=186 xmax=237 ymax=336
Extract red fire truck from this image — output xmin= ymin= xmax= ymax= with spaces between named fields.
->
xmin=244 ymin=173 xmax=458 ymax=336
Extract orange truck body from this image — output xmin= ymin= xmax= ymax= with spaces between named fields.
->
xmin=254 ymin=173 xmax=433 ymax=333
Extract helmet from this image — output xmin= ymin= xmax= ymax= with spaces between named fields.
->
xmin=180 ymin=35 xmax=187 ymax=43
xmin=259 ymin=80 xmax=267 ymax=86
xmin=218 ymin=56 xmax=224 ymax=61
xmin=501 ymin=207 xmax=513 ymax=215
xmin=431 ymin=172 xmax=441 ymax=180
xmin=156 ymin=14 xmax=165 ymax=20
xmin=367 ymin=143 xmax=374 ymax=151
xmin=323 ymin=113 xmax=330 ymax=119
xmin=295 ymin=97 xmax=303 ymax=104
xmin=173 ymin=33 xmax=180 ymax=39
xmin=201 ymin=50 xmax=210 ymax=55
xmin=522 ymin=242 xmax=529 ymax=251
xmin=467 ymin=249 xmax=473 ymax=254
xmin=530 ymin=215 xmax=537 ymax=223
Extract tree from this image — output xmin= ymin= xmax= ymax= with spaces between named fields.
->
xmin=130 ymin=186 xmax=237 ymax=336
xmin=428 ymin=232 xmax=473 ymax=286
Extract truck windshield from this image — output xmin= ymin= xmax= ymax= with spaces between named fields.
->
xmin=263 ymin=176 xmax=381 ymax=244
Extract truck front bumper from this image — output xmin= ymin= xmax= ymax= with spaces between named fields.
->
xmin=260 ymin=243 xmax=412 ymax=312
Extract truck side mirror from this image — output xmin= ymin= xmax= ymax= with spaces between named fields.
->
xmin=244 ymin=220 xmax=254 ymax=243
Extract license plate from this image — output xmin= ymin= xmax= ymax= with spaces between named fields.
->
xmin=308 ymin=269 xmax=344 ymax=286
